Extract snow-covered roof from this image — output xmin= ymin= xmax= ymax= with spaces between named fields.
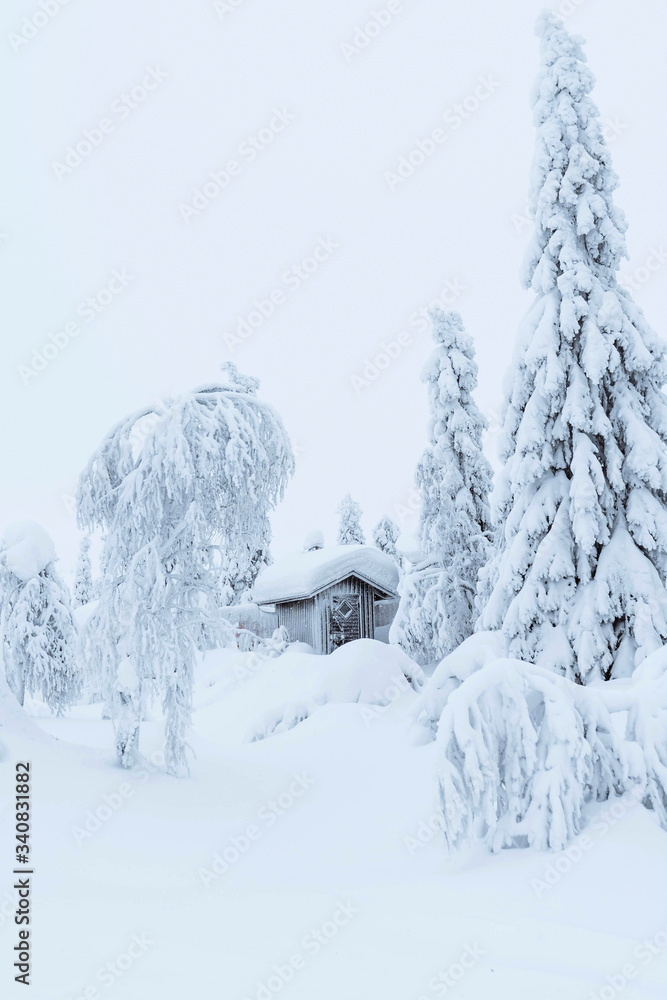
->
xmin=254 ymin=545 xmax=399 ymax=605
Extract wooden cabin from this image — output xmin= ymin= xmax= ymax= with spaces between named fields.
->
xmin=253 ymin=544 xmax=399 ymax=654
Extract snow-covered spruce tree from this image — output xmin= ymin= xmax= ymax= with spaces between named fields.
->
xmin=77 ymin=364 xmax=294 ymax=774
xmin=337 ymin=494 xmax=366 ymax=545
xmin=478 ymin=13 xmax=667 ymax=682
xmin=0 ymin=521 xmax=80 ymax=715
xmin=372 ymin=515 xmax=402 ymax=567
xmin=391 ymin=310 xmax=493 ymax=665
xmin=73 ymin=535 xmax=93 ymax=607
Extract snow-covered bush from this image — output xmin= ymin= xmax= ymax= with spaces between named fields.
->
xmin=73 ymin=535 xmax=93 ymax=607
xmin=391 ymin=310 xmax=492 ymax=665
xmin=337 ymin=494 xmax=366 ymax=545
xmin=77 ymin=363 xmax=294 ymax=774
xmin=478 ymin=13 xmax=667 ymax=682
xmin=0 ymin=521 xmax=80 ymax=715
xmin=220 ymin=524 xmax=272 ymax=605
xmin=372 ymin=516 xmax=401 ymax=567
xmin=435 ymin=657 xmax=635 ymax=852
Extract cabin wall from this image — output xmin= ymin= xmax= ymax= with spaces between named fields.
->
xmin=274 ymin=577 xmax=392 ymax=654
xmin=276 ymin=600 xmax=318 ymax=649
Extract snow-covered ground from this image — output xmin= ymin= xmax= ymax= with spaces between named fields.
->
xmin=3 ymin=642 xmax=667 ymax=1000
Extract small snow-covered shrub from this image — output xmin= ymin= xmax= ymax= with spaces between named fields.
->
xmin=0 ymin=521 xmax=80 ymax=715
xmin=73 ymin=535 xmax=93 ymax=607
xmin=435 ymin=658 xmax=635 ymax=852
xmin=337 ymin=494 xmax=365 ymax=546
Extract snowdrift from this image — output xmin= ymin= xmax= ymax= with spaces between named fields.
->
xmin=195 ymin=638 xmax=424 ymax=743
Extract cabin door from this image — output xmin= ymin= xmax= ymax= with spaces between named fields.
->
xmin=328 ymin=594 xmax=361 ymax=651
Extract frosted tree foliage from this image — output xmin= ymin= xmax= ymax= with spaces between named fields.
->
xmin=372 ymin=515 xmax=401 ymax=566
xmin=391 ymin=310 xmax=492 ymax=665
xmin=479 ymin=13 xmax=667 ymax=682
xmin=337 ymin=494 xmax=366 ymax=545
xmin=77 ymin=364 xmax=294 ymax=774
xmin=0 ymin=526 xmax=80 ymax=715
xmin=435 ymin=658 xmax=633 ymax=852
xmin=73 ymin=535 xmax=93 ymax=607
xmin=220 ymin=522 xmax=272 ymax=606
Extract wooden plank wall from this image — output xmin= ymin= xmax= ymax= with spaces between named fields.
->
xmin=276 ymin=577 xmax=377 ymax=654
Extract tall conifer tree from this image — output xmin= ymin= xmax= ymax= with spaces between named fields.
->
xmin=479 ymin=13 xmax=667 ymax=682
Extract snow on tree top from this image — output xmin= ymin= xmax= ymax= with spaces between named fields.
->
xmin=254 ymin=545 xmax=399 ymax=605
xmin=3 ymin=520 xmax=56 ymax=581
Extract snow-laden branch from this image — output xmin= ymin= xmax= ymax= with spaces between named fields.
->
xmin=434 ymin=657 xmax=638 ymax=852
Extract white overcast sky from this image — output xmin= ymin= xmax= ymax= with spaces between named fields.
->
xmin=2 ymin=0 xmax=666 ymax=575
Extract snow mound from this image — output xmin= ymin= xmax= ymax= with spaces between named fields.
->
xmin=248 ymin=639 xmax=424 ymax=740
xmin=254 ymin=545 xmax=399 ymax=604
xmin=195 ymin=639 xmax=424 ymax=743
xmin=3 ymin=519 xmax=56 ymax=581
